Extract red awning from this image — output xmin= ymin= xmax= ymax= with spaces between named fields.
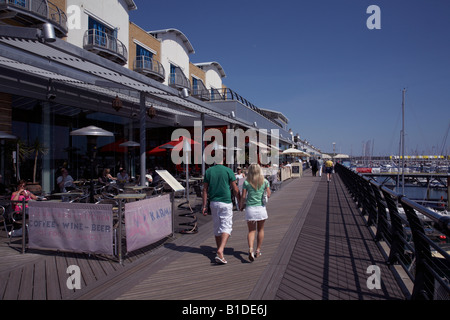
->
xmin=147 ymin=137 xmax=199 ymax=156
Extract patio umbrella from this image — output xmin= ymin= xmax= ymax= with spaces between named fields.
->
xmin=282 ymin=148 xmax=310 ymax=157
xmin=147 ymin=137 xmax=199 ymax=156
xmin=100 ymin=138 xmax=127 ymax=153
xmin=99 ymin=139 xmax=140 ymax=153
xmin=333 ymin=153 xmax=350 ymax=159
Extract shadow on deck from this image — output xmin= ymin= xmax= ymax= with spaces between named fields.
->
xmin=0 ymin=170 xmax=407 ymax=300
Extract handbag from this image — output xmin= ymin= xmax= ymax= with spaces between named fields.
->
xmin=261 ymin=181 xmax=268 ymax=206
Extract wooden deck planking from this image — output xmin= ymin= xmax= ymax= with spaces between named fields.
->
xmin=270 ymin=176 xmax=405 ymax=300
xmin=32 ymin=259 xmax=46 ymax=300
xmin=113 ymin=175 xmax=321 ymax=301
xmin=0 ymin=171 xmax=407 ymax=300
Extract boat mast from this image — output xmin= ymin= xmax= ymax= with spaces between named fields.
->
xmin=401 ymin=88 xmax=406 ymax=195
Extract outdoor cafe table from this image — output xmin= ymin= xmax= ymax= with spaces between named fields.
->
xmin=114 ymin=193 xmax=146 ymax=201
xmin=51 ymin=192 xmax=84 ymax=201
xmin=178 ymin=176 xmax=203 ymax=183
xmin=123 ymin=185 xmax=152 ymax=193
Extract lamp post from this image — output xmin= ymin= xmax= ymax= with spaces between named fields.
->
xmin=70 ymin=126 xmax=114 ymax=202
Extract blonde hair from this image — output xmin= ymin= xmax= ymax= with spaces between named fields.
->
xmin=247 ymin=164 xmax=264 ymax=190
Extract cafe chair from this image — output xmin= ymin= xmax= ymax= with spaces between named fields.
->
xmin=153 ymin=182 xmax=164 ymax=195
xmin=8 ymin=205 xmax=28 ymax=245
xmin=0 ymin=205 xmax=8 ymax=239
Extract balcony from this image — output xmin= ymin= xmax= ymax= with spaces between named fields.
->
xmin=210 ymin=88 xmax=284 ymax=128
xmin=169 ymin=67 xmax=190 ymax=92
xmin=192 ymin=80 xmax=210 ymax=101
xmin=0 ymin=0 xmax=68 ymax=37
xmin=133 ymin=55 xmax=165 ymax=82
xmin=83 ymin=29 xmax=128 ymax=66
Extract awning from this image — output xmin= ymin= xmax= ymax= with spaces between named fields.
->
xmin=0 ymin=26 xmax=247 ymax=128
xmin=282 ymin=148 xmax=310 ymax=157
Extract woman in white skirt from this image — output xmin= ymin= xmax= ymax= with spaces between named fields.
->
xmin=239 ymin=164 xmax=271 ymax=262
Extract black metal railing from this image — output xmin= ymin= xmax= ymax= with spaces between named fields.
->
xmin=169 ymin=67 xmax=190 ymax=91
xmin=133 ymin=55 xmax=165 ymax=81
xmin=336 ymin=163 xmax=450 ymax=300
xmin=83 ymin=29 xmax=128 ymax=65
xmin=208 ymin=88 xmax=284 ymax=128
xmin=192 ymin=80 xmax=210 ymax=101
xmin=0 ymin=0 xmax=68 ymax=35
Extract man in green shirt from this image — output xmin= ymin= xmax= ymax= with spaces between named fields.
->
xmin=202 ymin=163 xmax=241 ymax=264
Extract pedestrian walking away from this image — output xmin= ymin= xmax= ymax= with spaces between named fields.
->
xmin=202 ymin=162 xmax=241 ymax=265
xmin=325 ymin=159 xmax=334 ymax=182
xmin=239 ymin=164 xmax=271 ymax=262
xmin=310 ymin=158 xmax=318 ymax=177
xmin=317 ymin=157 xmax=324 ymax=177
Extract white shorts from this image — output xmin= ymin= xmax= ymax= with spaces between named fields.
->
xmin=245 ymin=206 xmax=268 ymax=222
xmin=210 ymin=201 xmax=233 ymax=236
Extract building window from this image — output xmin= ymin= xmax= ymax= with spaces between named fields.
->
xmin=88 ymin=16 xmax=115 ymax=47
xmin=136 ymin=44 xmax=153 ymax=69
xmin=192 ymin=77 xmax=198 ymax=95
xmin=13 ymin=0 xmax=26 ymax=7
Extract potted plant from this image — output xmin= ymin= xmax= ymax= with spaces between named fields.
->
xmin=27 ymin=137 xmax=48 ymax=194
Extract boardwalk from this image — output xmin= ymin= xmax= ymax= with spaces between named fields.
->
xmin=0 ymin=170 xmax=407 ymax=300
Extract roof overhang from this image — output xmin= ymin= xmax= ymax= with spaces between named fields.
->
xmin=0 ymin=25 xmax=254 ymax=128
xmin=194 ymin=62 xmax=226 ymax=78
xmin=124 ymin=0 xmax=138 ymax=11
xmin=259 ymin=108 xmax=290 ymax=124
xmin=149 ymin=28 xmax=195 ymax=55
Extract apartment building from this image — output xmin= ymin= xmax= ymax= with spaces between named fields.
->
xmin=0 ymin=0 xmax=294 ymax=192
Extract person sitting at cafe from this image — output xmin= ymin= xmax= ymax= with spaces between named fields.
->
xmin=117 ymin=168 xmax=130 ymax=187
xmin=99 ymin=168 xmax=115 ymax=185
xmin=56 ymin=167 xmax=75 ymax=193
xmin=10 ymin=179 xmax=38 ymax=237
xmin=145 ymin=172 xmax=153 ymax=187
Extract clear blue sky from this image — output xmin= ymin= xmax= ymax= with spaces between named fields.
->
xmin=130 ymin=0 xmax=450 ymax=156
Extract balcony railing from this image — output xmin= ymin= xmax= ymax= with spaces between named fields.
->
xmin=0 ymin=0 xmax=68 ymax=36
xmin=192 ymin=80 xmax=210 ymax=101
xmin=133 ymin=56 xmax=165 ymax=82
xmin=169 ymin=67 xmax=190 ymax=92
xmin=83 ymin=29 xmax=128 ymax=65
xmin=209 ymin=87 xmax=284 ymax=128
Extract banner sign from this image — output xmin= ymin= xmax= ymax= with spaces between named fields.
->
xmin=125 ymin=194 xmax=172 ymax=253
xmin=28 ymin=202 xmax=113 ymax=255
